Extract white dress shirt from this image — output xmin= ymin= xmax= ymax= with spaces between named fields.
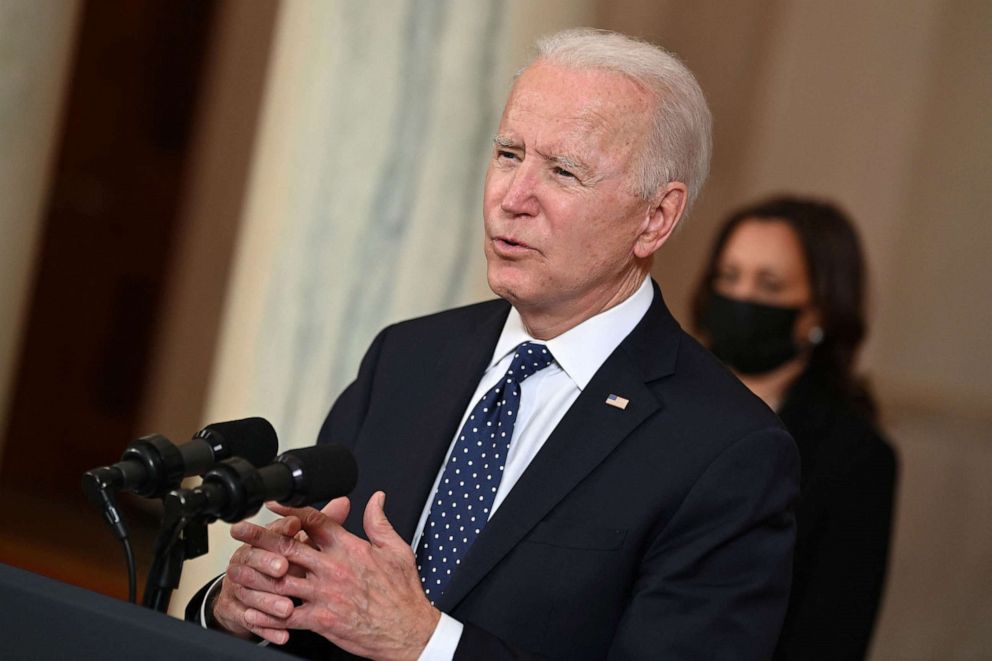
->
xmin=418 ymin=276 xmax=653 ymax=660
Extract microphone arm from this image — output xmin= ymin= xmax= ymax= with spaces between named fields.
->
xmin=142 ymin=457 xmax=263 ymax=612
xmin=82 ymin=418 xmax=278 ymax=606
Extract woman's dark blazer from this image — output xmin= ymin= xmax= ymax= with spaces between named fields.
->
xmin=774 ymin=371 xmax=898 ymax=661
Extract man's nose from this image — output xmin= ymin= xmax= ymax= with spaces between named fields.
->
xmin=500 ymin=167 xmax=540 ymax=217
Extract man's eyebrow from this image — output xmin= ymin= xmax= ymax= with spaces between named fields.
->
xmin=537 ymin=148 xmax=590 ymax=174
xmin=548 ymin=153 xmax=585 ymax=172
xmin=493 ymin=136 xmax=592 ymax=176
xmin=493 ymin=135 xmax=519 ymax=148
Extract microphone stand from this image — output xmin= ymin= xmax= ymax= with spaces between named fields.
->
xmin=142 ymin=457 xmax=257 ymax=612
xmin=142 ymin=490 xmax=210 ymax=613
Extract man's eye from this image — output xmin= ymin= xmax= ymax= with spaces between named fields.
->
xmin=553 ymin=166 xmax=576 ymax=179
xmin=496 ymin=150 xmax=519 ymax=161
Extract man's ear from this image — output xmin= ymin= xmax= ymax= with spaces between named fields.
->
xmin=633 ymin=182 xmax=687 ymax=259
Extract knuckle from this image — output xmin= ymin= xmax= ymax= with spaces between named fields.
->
xmin=276 ymin=535 xmax=296 ymax=556
xmin=241 ymin=609 xmax=255 ymax=629
xmin=247 ymin=548 xmax=273 ymax=573
xmin=330 ymin=563 xmax=350 ymax=582
xmin=230 ymin=545 xmax=249 ymax=564
xmin=236 ymin=524 xmax=259 ymax=544
xmin=315 ymin=610 xmax=338 ymax=632
xmin=303 ymin=509 xmax=324 ymax=526
xmin=226 ymin=565 xmax=242 ymax=583
xmin=270 ymin=515 xmax=299 ymax=534
xmin=265 ymin=595 xmax=290 ymax=618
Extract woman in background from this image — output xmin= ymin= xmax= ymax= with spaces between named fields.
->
xmin=692 ymin=196 xmax=898 ymax=660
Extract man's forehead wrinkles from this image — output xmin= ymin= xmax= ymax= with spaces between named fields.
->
xmin=507 ymin=99 xmax=613 ymax=134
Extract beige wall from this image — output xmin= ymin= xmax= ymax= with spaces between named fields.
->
xmin=601 ymin=0 xmax=991 ymax=414
xmin=601 ymin=1 xmax=992 ymax=658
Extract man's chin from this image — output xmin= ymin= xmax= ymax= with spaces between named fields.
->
xmin=487 ymin=279 xmax=516 ymax=303
xmin=486 ymin=274 xmax=528 ymax=306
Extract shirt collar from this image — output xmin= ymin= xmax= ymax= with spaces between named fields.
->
xmin=489 ymin=276 xmax=654 ymax=390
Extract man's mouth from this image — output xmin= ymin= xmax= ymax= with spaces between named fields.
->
xmin=491 ymin=236 xmax=535 ymax=257
xmin=498 ymin=237 xmax=527 ymax=248
xmin=493 ymin=234 xmax=530 ymax=250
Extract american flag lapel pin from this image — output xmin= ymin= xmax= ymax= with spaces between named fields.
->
xmin=605 ymin=393 xmax=629 ymax=410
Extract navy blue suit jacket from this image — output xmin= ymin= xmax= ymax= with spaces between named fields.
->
xmin=190 ymin=283 xmax=799 ymax=659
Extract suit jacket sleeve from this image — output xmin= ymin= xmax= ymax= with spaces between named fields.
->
xmin=454 ymin=427 xmax=799 ymax=661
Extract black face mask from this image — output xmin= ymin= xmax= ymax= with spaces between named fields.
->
xmin=701 ymin=292 xmax=801 ymax=375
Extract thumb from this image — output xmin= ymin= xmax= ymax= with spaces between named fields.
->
xmin=363 ymin=491 xmax=401 ymax=548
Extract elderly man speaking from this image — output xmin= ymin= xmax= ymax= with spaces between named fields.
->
xmin=188 ymin=29 xmax=799 ymax=661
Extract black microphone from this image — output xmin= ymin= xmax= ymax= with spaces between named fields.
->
xmin=165 ymin=444 xmax=358 ymax=523
xmin=81 ymin=417 xmax=278 ymax=501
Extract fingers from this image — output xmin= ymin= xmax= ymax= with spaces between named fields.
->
xmin=247 ymin=623 xmax=290 ymax=646
xmin=321 ymin=496 xmax=351 ymax=524
xmin=229 ymin=535 xmax=290 ymax=579
xmin=267 ymin=501 xmax=308 ymax=519
xmin=227 ymin=561 xmax=312 ymax=601
xmin=227 ymin=514 xmax=305 ymax=578
xmin=226 ymin=575 xmax=296 ymax=617
xmin=267 ymin=496 xmax=351 ymax=526
xmin=213 ymin=575 xmax=292 ymax=643
xmin=232 ymin=519 xmax=326 ymax=570
xmin=267 ymin=503 xmax=349 ymax=551
xmin=267 ymin=513 xmax=303 ymax=538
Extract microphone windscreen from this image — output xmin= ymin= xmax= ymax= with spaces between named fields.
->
xmin=200 ymin=417 xmax=279 ymax=467
xmin=278 ymin=444 xmax=358 ymax=503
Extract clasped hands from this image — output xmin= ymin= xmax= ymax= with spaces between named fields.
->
xmin=212 ymin=491 xmax=441 ymax=661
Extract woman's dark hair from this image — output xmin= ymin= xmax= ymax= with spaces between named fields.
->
xmin=691 ymin=195 xmax=875 ymax=413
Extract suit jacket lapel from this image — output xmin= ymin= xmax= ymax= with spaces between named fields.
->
xmin=386 ymin=302 xmax=511 ymax=543
xmin=438 ymin=283 xmax=682 ymax=610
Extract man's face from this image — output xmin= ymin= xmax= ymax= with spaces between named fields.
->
xmin=483 ymin=60 xmax=656 ymax=321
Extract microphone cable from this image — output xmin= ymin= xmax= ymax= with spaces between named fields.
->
xmin=121 ymin=534 xmax=137 ymax=604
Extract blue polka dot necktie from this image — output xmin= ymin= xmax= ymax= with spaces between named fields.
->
xmin=416 ymin=341 xmax=555 ymax=602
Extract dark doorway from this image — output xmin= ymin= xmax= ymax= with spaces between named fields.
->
xmin=0 ymin=0 xmax=218 ymax=599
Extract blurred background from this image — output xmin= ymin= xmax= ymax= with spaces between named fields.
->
xmin=0 ymin=1 xmax=988 ymax=658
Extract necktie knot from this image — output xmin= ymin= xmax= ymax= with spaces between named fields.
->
xmin=505 ymin=341 xmax=555 ymax=384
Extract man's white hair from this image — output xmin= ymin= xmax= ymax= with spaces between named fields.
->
xmin=527 ymin=28 xmax=712 ymax=217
